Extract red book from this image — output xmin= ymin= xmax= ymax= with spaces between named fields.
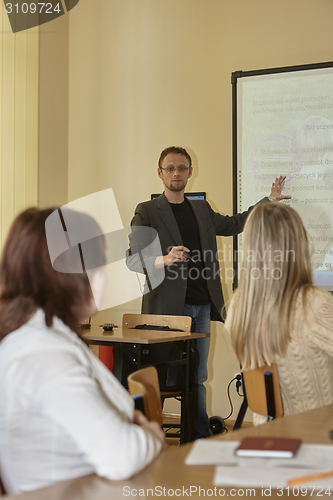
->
xmin=235 ymin=437 xmax=302 ymax=458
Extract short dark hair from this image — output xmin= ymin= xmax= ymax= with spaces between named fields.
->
xmin=158 ymin=146 xmax=192 ymax=169
xmin=0 ymin=207 xmax=104 ymax=340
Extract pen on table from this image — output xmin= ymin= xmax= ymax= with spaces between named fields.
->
xmin=287 ymin=470 xmax=333 ymax=486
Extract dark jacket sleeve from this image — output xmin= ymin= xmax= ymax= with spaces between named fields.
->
xmin=211 ymin=197 xmax=270 ymax=236
xmin=126 ymin=203 xmax=165 ymax=296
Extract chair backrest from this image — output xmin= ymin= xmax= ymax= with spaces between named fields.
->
xmin=122 ymin=313 xmax=192 ymax=332
xmin=242 ymin=363 xmax=284 ymax=419
xmin=127 ymin=366 xmax=163 ymax=426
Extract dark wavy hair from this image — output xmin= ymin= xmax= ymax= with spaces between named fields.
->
xmin=158 ymin=146 xmax=192 ymax=169
xmin=0 ymin=207 xmax=104 ymax=340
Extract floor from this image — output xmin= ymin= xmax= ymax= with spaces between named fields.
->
xmin=163 ymin=413 xmax=253 ymax=446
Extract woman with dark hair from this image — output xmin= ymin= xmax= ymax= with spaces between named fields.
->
xmin=0 ymin=207 xmax=164 ymax=495
xmin=225 ymin=203 xmax=333 ymax=424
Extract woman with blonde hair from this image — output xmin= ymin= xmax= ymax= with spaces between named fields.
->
xmin=0 ymin=207 xmax=164 ymax=495
xmin=225 ymin=203 xmax=333 ymax=423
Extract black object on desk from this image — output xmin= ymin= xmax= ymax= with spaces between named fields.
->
xmin=79 ymin=317 xmax=91 ymax=329
xmin=102 ymin=323 xmax=114 ymax=331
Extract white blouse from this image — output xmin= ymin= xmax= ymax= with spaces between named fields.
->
xmin=0 ymin=311 xmax=162 ymax=495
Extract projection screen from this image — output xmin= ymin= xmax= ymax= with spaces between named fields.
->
xmin=232 ymin=61 xmax=333 ymax=292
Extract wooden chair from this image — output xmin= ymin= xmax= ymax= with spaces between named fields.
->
xmin=121 ymin=313 xmax=194 ymax=442
xmin=121 ymin=313 xmax=193 ymax=394
xmin=233 ymin=363 xmax=284 ymax=430
xmin=128 ymin=366 xmax=163 ymax=425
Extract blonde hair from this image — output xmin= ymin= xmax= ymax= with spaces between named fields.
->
xmin=227 ymin=203 xmax=313 ymax=370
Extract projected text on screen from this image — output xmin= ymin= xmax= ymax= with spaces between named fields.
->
xmin=234 ymin=63 xmax=333 ymax=291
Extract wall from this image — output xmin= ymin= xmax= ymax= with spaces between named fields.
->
xmin=38 ymin=14 xmax=69 ymax=208
xmin=0 ymin=4 xmax=39 ymax=251
xmin=0 ymin=2 xmax=69 ymax=249
xmin=64 ymin=0 xmax=333 ymax=421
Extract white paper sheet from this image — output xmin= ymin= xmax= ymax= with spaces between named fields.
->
xmin=185 ymin=440 xmax=333 ymax=487
xmin=214 ymin=466 xmax=333 ymax=488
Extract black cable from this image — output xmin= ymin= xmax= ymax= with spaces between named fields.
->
xmin=222 ymin=378 xmax=236 ymax=420
xmin=236 ymin=385 xmax=244 ymax=397
xmin=235 ymin=374 xmax=244 ymax=396
xmin=223 ymin=374 xmax=244 ymax=421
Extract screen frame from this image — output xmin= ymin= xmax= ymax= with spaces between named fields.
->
xmin=232 ymin=60 xmax=333 ymax=292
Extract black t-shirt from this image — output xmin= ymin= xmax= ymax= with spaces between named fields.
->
xmin=170 ymin=199 xmax=210 ymax=305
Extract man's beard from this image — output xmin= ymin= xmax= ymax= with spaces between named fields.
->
xmin=167 ymin=180 xmax=186 ymax=192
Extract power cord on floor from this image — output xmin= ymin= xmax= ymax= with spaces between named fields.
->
xmin=209 ymin=374 xmax=244 ymax=435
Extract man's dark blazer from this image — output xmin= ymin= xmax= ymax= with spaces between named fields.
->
xmin=126 ymin=193 xmax=269 ymax=322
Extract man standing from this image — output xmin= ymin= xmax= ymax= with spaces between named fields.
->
xmin=126 ymin=146 xmax=290 ymax=438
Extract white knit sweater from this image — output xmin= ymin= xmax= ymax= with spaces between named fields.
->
xmin=273 ymin=288 xmax=333 ymax=421
xmin=227 ymin=287 xmax=333 ymax=425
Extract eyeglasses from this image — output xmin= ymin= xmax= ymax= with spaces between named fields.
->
xmin=160 ymin=166 xmax=190 ymax=174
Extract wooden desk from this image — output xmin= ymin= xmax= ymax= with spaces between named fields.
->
xmin=81 ymin=326 xmax=206 ymax=444
xmin=5 ymin=404 xmax=333 ymax=499
xmin=81 ymin=326 xmax=206 ymax=345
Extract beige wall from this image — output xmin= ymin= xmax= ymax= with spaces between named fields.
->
xmin=0 ymin=5 xmax=68 ymax=250
xmin=38 ymin=0 xmax=333 ymax=420
xmin=38 ymin=14 xmax=69 ymax=208
xmin=0 ymin=4 xmax=39 ymax=251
